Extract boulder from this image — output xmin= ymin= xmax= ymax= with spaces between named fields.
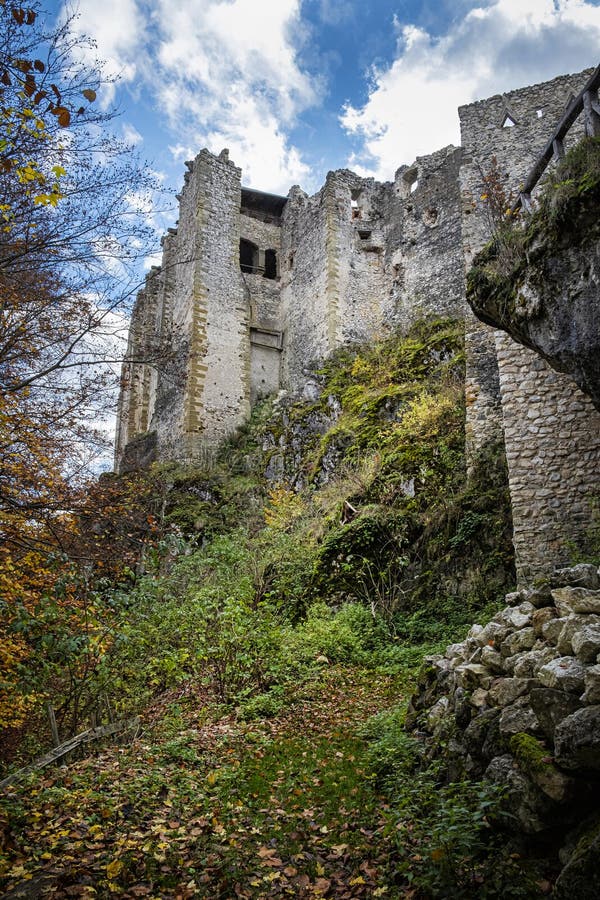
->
xmin=529 ymin=687 xmax=584 ymax=742
xmin=532 ymin=606 xmax=558 ymax=637
xmin=488 ymin=677 xmax=533 ymax=708
xmin=552 ymin=564 xmax=600 ymax=590
xmin=552 ymin=587 xmax=600 ymax=616
xmin=537 ymin=657 xmax=586 ymax=694
xmin=499 ymin=700 xmax=541 ymax=736
xmin=455 ymin=663 xmax=492 ymax=691
xmin=572 ymin=623 xmax=600 ymax=664
xmin=542 ymin=616 xmax=569 ymax=646
xmin=512 ymin=646 xmax=557 ymax=678
xmin=485 ymin=755 xmax=555 ymax=833
xmin=557 ymin=614 xmax=600 ymax=655
xmin=554 ymin=706 xmax=600 ymax=772
xmin=500 ymin=627 xmax=537 ymax=658
xmin=584 ymin=665 xmax=600 ymax=705
xmin=553 ymin=823 xmax=600 ymax=900
xmin=464 ymin=708 xmax=501 ymax=762
xmin=480 ymin=645 xmax=505 ymax=674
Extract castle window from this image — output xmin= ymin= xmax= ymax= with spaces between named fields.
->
xmin=264 ymin=248 xmax=277 ymax=279
xmin=501 ymin=113 xmax=516 ymax=128
xmin=536 ymin=108 xmax=544 ymax=118
xmin=351 ymin=188 xmax=362 ymax=219
xmin=358 ymin=229 xmax=372 ymax=240
xmin=240 ymin=238 xmax=259 ymax=273
xmin=401 ymin=167 xmax=419 ymax=198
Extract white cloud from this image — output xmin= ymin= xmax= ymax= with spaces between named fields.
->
xmin=122 ymin=123 xmax=143 ymax=146
xmin=151 ymin=0 xmax=318 ymax=193
xmin=341 ymin=0 xmax=600 ymax=179
xmin=62 ymin=0 xmax=144 ymax=106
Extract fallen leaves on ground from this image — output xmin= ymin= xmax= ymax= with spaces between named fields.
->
xmin=0 ymin=667 xmax=413 ymax=898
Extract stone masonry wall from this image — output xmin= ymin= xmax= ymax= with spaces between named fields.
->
xmin=459 ymin=69 xmax=600 ymax=584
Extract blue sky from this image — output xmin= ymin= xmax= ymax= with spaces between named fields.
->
xmin=47 ymin=0 xmax=600 ymax=218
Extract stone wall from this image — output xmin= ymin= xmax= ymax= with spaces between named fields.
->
xmin=459 ymin=69 xmax=600 ymax=584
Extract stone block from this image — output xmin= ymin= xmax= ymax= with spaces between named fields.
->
xmin=501 ymin=627 xmax=537 ymax=658
xmin=537 ymin=657 xmax=586 ymax=694
xmin=554 ymin=706 xmax=600 ymax=772
xmin=583 ymin=665 xmax=600 ymax=705
xmin=488 ymin=677 xmax=533 ymax=707
xmin=572 ymin=624 xmax=600 ymax=664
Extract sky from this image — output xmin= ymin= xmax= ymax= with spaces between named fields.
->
xmin=45 ymin=0 xmax=600 ymax=209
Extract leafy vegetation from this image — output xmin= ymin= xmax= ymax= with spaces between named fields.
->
xmin=1 ymin=316 xmax=521 ymax=897
xmin=467 ymin=137 xmax=600 ymax=323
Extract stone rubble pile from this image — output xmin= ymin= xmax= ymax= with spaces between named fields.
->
xmin=406 ymin=563 xmax=600 ymax=897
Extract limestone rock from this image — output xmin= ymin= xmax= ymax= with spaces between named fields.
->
xmin=455 ymin=663 xmax=492 ymax=691
xmin=552 ymin=587 xmax=600 ymax=616
xmin=480 ymin=645 xmax=505 ymax=674
xmin=553 ymin=564 xmax=600 ymax=590
xmin=584 ymin=665 xmax=600 ymax=705
xmin=463 ymin=708 xmax=500 ymax=761
xmin=500 ymin=627 xmax=536 ymax=658
xmin=512 ymin=646 xmax=557 ymax=678
xmin=542 ymin=616 xmax=568 ymax=646
xmin=557 ymin=614 xmax=600 ymax=655
xmin=572 ymin=623 xmax=600 ymax=664
xmin=488 ymin=677 xmax=532 ymax=708
xmin=485 ymin=755 xmax=555 ymax=833
xmin=554 ymin=706 xmax=600 ymax=772
xmin=537 ymin=657 xmax=586 ymax=694
xmin=529 ymin=687 xmax=584 ymax=741
xmin=476 ymin=620 xmax=510 ymax=649
xmin=499 ymin=701 xmax=540 ymax=736
xmin=532 ymin=606 xmax=558 ymax=637
xmin=553 ymin=823 xmax=600 ymax=900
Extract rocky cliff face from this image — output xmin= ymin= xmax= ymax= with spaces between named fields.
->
xmin=467 ymin=138 xmax=600 ymax=412
xmin=407 ymin=563 xmax=600 ymax=897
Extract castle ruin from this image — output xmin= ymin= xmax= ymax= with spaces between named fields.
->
xmin=116 ymin=67 xmax=600 ymax=586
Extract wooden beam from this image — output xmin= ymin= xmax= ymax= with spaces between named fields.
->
xmin=0 ymin=718 xmax=140 ymax=790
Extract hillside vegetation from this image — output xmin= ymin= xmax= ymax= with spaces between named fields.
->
xmin=0 ymin=318 xmax=526 ymax=898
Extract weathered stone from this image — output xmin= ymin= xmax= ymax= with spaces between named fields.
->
xmin=445 ymin=642 xmax=467 ymax=661
xmin=557 ymin=614 xmax=600 ymax=655
xmin=480 ymin=645 xmax=505 ymax=674
xmin=532 ymin=606 xmax=558 ymax=637
xmin=529 ymin=687 xmax=584 ymax=741
xmin=512 ymin=646 xmax=557 ymax=679
xmin=584 ymin=665 xmax=600 ymax=705
xmin=469 ymin=688 xmax=490 ymax=709
xmin=504 ymin=591 xmax=525 ymax=607
xmin=485 ymin=755 xmax=555 ymax=833
xmin=554 ymin=706 xmax=600 ymax=772
xmin=524 ymin=586 xmax=554 ymax=608
xmin=455 ymin=663 xmax=492 ymax=691
xmin=500 ymin=627 xmax=536 ymax=658
xmin=476 ymin=620 xmax=510 ymax=649
xmin=463 ymin=708 xmax=501 ymax=761
xmin=553 ymin=564 xmax=600 ymax=590
xmin=572 ymin=623 xmax=600 ymax=664
xmin=553 ymin=822 xmax=600 ymax=900
xmin=499 ymin=701 xmax=540 ymax=736
xmin=426 ymin=697 xmax=450 ymax=732
xmin=494 ymin=606 xmax=533 ymax=631
xmin=552 ymin=587 xmax=600 ymax=616
xmin=453 ymin=687 xmax=473 ymax=729
xmin=543 ymin=616 xmax=569 ymax=646
xmin=488 ymin=677 xmax=532 ymax=708
xmin=537 ymin=657 xmax=586 ymax=694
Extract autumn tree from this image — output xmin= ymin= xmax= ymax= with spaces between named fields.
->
xmin=0 ymin=2 xmax=169 ymax=743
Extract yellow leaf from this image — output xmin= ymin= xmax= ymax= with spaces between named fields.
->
xmin=106 ymin=859 xmax=123 ymax=879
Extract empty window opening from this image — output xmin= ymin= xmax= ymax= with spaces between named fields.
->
xmin=240 ymin=238 xmax=259 ymax=273
xmin=351 ymin=188 xmax=363 ymax=219
xmin=288 ymin=251 xmax=294 ymax=270
xmin=358 ymin=229 xmax=372 ymax=240
xmin=501 ymin=113 xmax=516 ymax=128
xmin=401 ymin=167 xmax=419 ymax=198
xmin=264 ymin=248 xmax=277 ymax=279
xmin=536 ymin=108 xmax=544 ymax=118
